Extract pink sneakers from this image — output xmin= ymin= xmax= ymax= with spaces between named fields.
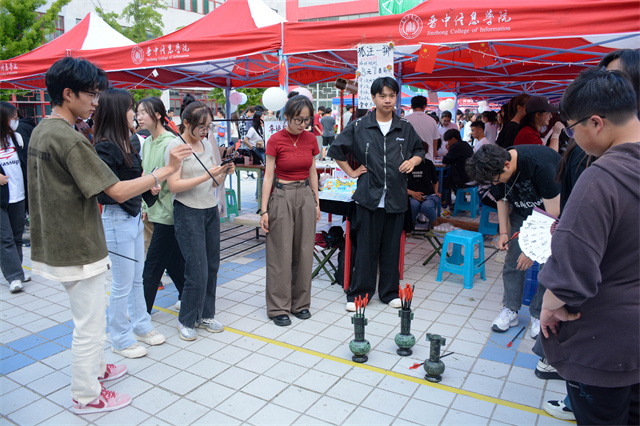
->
xmin=98 ymin=364 xmax=127 ymax=382
xmin=72 ymin=384 xmax=131 ymax=414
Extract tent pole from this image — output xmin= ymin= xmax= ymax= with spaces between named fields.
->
xmin=225 ymin=83 xmax=233 ymax=190
xmin=395 ymin=62 xmax=403 ymax=115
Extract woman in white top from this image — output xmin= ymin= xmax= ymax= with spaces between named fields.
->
xmin=165 ymin=101 xmax=234 ymax=341
xmin=0 ymin=102 xmax=28 ymax=293
xmin=482 ymin=110 xmax=499 ymax=144
xmin=243 ymin=110 xmax=265 ymax=164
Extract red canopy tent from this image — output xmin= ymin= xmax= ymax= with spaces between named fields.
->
xmin=282 ymin=0 xmax=640 ymax=101
xmin=0 ymin=0 xmax=286 ymax=90
xmin=0 ymin=12 xmax=135 ymax=89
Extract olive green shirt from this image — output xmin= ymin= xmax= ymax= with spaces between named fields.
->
xmin=27 ymin=119 xmax=119 ymax=266
xmin=141 ymin=131 xmax=176 ymax=225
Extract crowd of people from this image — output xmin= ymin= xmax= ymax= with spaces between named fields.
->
xmin=1 ymin=48 xmax=637 ymax=423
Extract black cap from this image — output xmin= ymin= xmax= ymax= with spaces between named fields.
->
xmin=525 ymin=96 xmax=557 ymax=114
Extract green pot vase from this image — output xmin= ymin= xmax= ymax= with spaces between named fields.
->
xmin=423 ymin=333 xmax=447 ymax=383
xmin=394 ymin=308 xmax=416 ymax=356
xmin=349 ymin=315 xmax=371 ymax=363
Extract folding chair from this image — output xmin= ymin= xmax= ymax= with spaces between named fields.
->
xmin=312 ymin=233 xmax=339 ymax=284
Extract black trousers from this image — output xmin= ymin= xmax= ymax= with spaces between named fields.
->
xmin=347 ymin=204 xmax=404 ymax=304
xmin=143 ymin=222 xmax=186 ymax=313
xmin=567 ymin=380 xmax=639 ymax=425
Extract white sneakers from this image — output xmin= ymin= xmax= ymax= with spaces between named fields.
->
xmin=9 ymin=280 xmax=23 ymax=293
xmin=492 ymin=307 xmax=519 ymax=332
xmin=177 ymin=321 xmax=197 ymax=341
xmin=136 ymin=329 xmax=166 ymax=345
xmin=345 ymin=302 xmax=356 ymax=312
xmin=530 ymin=317 xmax=541 ymax=339
xmin=112 ymin=343 xmax=147 ymax=359
xmin=197 ymin=318 xmax=224 ymax=333
xmin=174 ymin=300 xmax=181 ymax=311
xmin=388 ymin=298 xmax=402 ymax=309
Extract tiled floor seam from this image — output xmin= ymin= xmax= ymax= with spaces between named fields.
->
xmin=152 ymin=304 xmax=551 ymax=419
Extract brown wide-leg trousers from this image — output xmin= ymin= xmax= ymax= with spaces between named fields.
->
xmin=265 ymin=180 xmax=317 ymax=317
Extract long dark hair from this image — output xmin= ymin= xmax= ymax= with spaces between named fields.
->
xmin=136 ymin=97 xmax=176 ymax=135
xmin=251 ymin=111 xmax=264 ymax=139
xmin=507 ymin=94 xmax=530 ymax=122
xmin=0 ymin=101 xmax=17 ymax=150
xmin=94 ymin=88 xmax=137 ymax=167
xmin=555 ymin=139 xmax=594 ymax=183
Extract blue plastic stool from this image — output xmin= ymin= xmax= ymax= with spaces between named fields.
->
xmin=453 ymin=186 xmax=480 ymax=218
xmin=436 ymin=230 xmax=486 ymax=289
xmin=225 ymin=188 xmax=239 ymax=218
xmin=478 ymin=205 xmax=499 ymax=236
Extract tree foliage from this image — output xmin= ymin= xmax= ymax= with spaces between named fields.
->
xmin=0 ymin=0 xmax=72 ymax=60
xmin=94 ymin=0 xmax=166 ymax=43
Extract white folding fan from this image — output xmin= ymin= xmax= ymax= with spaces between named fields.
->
xmin=519 ymin=207 xmax=560 ymax=264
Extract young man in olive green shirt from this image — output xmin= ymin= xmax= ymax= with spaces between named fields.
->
xmin=28 ymin=57 xmax=191 ymax=415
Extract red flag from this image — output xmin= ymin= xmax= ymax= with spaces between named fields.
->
xmin=278 ymin=59 xmax=286 ymax=87
xmin=415 ymin=44 xmax=439 ymax=74
xmin=468 ymin=42 xmax=494 ymax=69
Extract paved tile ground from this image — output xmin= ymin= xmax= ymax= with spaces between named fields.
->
xmin=0 ymin=176 xmax=569 ymax=425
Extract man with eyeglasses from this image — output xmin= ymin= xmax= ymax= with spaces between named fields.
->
xmin=538 ymin=67 xmax=640 ymax=426
xmin=466 ymin=143 xmax=561 ymax=338
xmin=27 ymin=57 xmax=192 ymax=415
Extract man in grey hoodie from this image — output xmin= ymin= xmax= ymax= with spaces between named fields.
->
xmin=539 ymin=67 xmax=640 ymax=425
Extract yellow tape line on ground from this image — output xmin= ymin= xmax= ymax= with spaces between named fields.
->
xmin=21 ymin=264 xmax=550 ymax=419
xmin=153 ymin=305 xmax=551 ymax=418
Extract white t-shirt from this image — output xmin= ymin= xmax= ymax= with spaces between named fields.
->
xmin=245 ymin=126 xmax=264 ymax=149
xmin=376 ymin=119 xmax=392 ymax=208
xmin=405 ymin=111 xmax=440 ymax=162
xmin=0 ymin=134 xmax=25 ymax=203
xmin=438 ymin=121 xmax=458 ymax=139
xmin=474 ymin=137 xmax=491 ymax=152
xmin=484 ymin=122 xmax=498 ymax=144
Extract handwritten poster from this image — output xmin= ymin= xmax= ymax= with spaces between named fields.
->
xmin=356 ymin=43 xmax=395 ymax=110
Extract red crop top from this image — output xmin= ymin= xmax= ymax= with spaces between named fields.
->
xmin=266 ymin=129 xmax=319 ymax=181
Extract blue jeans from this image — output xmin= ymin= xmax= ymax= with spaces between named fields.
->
xmin=409 ymin=194 xmax=440 ymax=223
xmin=0 ymin=200 xmax=25 ymax=283
xmin=102 ymin=206 xmax=153 ymax=350
xmin=174 ymin=202 xmax=220 ymax=328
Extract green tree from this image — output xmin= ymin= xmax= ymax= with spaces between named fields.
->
xmin=0 ymin=0 xmax=72 ymax=60
xmin=94 ymin=0 xmax=166 ymax=43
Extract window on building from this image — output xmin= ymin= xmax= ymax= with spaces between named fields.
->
xmin=41 ymin=14 xmax=64 ymax=42
xmin=171 ymin=0 xmax=225 ymax=14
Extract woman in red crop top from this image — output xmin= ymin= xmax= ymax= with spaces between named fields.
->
xmin=260 ymin=95 xmax=320 ymax=327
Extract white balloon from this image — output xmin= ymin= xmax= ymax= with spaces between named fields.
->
xmin=295 ymin=87 xmax=313 ymax=102
xmin=262 ymin=87 xmax=288 ymax=111
xmin=229 ymin=104 xmax=238 ymax=113
xmin=240 ymin=92 xmax=248 ymax=105
xmin=439 ymin=99 xmax=455 ymax=111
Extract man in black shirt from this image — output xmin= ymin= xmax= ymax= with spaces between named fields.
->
xmin=407 ymin=154 xmax=440 ymax=227
xmin=467 ymin=144 xmax=561 ymax=338
xmin=442 ymin=129 xmax=473 ymax=206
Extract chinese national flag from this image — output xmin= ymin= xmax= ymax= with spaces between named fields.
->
xmin=278 ymin=59 xmax=287 ymax=87
xmin=468 ymin=42 xmax=494 ymax=69
xmin=415 ymin=44 xmax=439 ymax=74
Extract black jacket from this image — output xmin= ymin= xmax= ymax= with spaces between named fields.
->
xmin=328 ymin=110 xmax=424 ymax=213
xmin=0 ymin=134 xmax=28 ymax=209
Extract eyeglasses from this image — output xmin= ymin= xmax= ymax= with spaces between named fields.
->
xmin=81 ymin=90 xmax=101 ymax=102
xmin=564 ymin=115 xmax=606 ymax=138
xmin=491 ymin=171 xmax=502 ymax=184
xmin=291 ymin=117 xmax=312 ymax=125
xmin=196 ymin=125 xmax=210 ymax=133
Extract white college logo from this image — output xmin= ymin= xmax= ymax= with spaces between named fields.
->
xmin=131 ymin=46 xmax=144 ymax=65
xmin=399 ymin=14 xmax=423 ymax=39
